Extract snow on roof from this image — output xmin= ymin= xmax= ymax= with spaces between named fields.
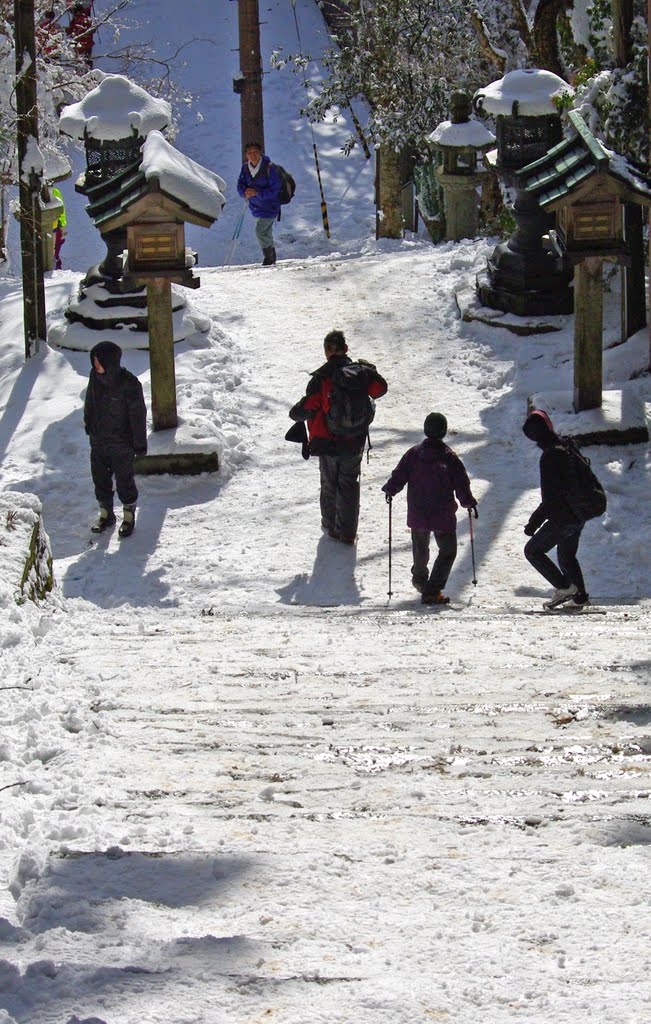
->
xmin=141 ymin=131 xmax=226 ymax=220
xmin=429 ymin=118 xmax=496 ymax=148
xmin=604 ymin=147 xmax=651 ymax=200
xmin=59 ymin=74 xmax=171 ymax=141
xmin=474 ymin=69 xmax=572 ymax=117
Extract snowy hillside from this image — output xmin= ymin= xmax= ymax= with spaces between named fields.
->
xmin=0 ymin=2 xmax=650 ymax=1023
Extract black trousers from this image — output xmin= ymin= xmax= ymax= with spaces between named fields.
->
xmin=524 ymin=520 xmax=586 ymax=594
xmin=318 ymin=451 xmax=363 ymax=539
xmin=411 ymin=528 xmax=458 ymax=596
xmin=90 ymin=446 xmax=138 ymax=509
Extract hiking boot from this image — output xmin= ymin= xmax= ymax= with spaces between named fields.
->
xmin=118 ymin=505 xmax=136 ymax=539
xmin=543 ymin=583 xmax=578 ymax=609
xmin=565 ymin=592 xmax=590 ymax=610
xmin=327 ymin=528 xmax=340 ymax=540
xmin=91 ymin=507 xmax=116 ymax=533
xmin=422 ymin=591 xmax=450 ymax=605
xmin=262 ymin=246 xmax=276 ymax=266
xmin=412 ymin=578 xmax=425 ymax=594
xmin=339 ymin=535 xmax=356 ymax=545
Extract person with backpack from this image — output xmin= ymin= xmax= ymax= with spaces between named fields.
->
xmin=237 ymin=141 xmax=283 ymax=266
xmin=522 ymin=409 xmax=606 ymax=609
xmin=289 ymin=329 xmax=387 ymax=544
xmin=382 ymin=413 xmax=478 ymax=605
xmin=84 ymin=341 xmax=147 ymax=538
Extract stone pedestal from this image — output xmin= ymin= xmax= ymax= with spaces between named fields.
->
xmin=437 ymin=171 xmax=483 ymax=241
xmin=479 ymin=189 xmax=573 ymax=316
xmin=529 ymin=387 xmax=649 ymax=446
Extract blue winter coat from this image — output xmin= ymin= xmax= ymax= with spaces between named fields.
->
xmin=237 ymin=155 xmax=282 ymax=219
xmin=382 ymin=439 xmax=476 ymax=533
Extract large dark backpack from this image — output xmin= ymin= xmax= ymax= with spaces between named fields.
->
xmin=560 ymin=437 xmax=607 ymax=521
xmin=326 ymin=362 xmax=375 ymax=437
xmin=271 ymin=163 xmax=296 ymax=205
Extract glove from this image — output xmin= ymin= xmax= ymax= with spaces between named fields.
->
xmin=524 ymin=521 xmax=536 ymax=536
xmin=470 ymin=505 xmax=478 ymax=519
xmin=382 ymin=489 xmax=392 ymax=504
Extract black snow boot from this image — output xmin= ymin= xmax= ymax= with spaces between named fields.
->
xmin=118 ymin=504 xmax=136 ymax=538
xmin=262 ymin=246 xmax=276 ymax=266
xmin=91 ymin=507 xmax=116 ymax=533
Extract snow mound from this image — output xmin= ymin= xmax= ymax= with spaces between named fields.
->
xmin=59 ymin=74 xmax=171 ymax=141
xmin=475 ymin=69 xmax=572 ymax=117
xmin=429 ymin=119 xmax=495 ymax=148
xmin=141 ymin=131 xmax=226 ymax=220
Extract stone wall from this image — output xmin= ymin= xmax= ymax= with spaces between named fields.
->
xmin=0 ymin=491 xmax=54 ymax=605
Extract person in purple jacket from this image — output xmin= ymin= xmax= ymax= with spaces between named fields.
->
xmin=237 ymin=141 xmax=282 ymax=265
xmin=382 ymin=413 xmax=478 ymax=604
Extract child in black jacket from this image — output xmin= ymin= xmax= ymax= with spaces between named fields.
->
xmin=522 ymin=410 xmax=589 ymax=609
xmin=84 ymin=341 xmax=147 ymax=538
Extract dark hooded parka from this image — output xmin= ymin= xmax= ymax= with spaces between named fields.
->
xmin=84 ymin=341 xmax=147 ymax=510
xmin=84 ymin=341 xmax=147 ymax=454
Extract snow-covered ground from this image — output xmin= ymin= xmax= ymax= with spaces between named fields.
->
xmin=1 ymin=2 xmax=651 ymax=1023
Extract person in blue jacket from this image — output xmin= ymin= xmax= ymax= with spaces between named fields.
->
xmin=237 ymin=141 xmax=282 ymax=265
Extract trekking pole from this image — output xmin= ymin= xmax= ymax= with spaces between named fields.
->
xmin=468 ymin=508 xmax=478 ymax=586
xmin=387 ymin=495 xmax=394 ymax=599
xmin=223 ymin=201 xmax=247 ymax=268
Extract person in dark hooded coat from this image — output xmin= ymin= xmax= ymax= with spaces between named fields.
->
xmin=84 ymin=341 xmax=147 ymax=537
xmin=522 ymin=409 xmax=589 ymax=609
xmin=382 ymin=413 xmax=477 ymax=604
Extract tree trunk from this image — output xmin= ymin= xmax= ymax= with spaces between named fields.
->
xmin=532 ymin=0 xmax=567 ymax=77
xmin=15 ymin=0 xmax=46 ymax=359
xmin=375 ymin=145 xmax=403 ymax=239
xmin=613 ymin=0 xmax=633 ymax=66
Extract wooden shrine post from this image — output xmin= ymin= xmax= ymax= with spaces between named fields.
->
xmin=146 ymin=277 xmax=178 ymax=430
xmin=573 ymin=257 xmax=604 ymax=411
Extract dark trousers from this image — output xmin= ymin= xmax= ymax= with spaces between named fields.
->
xmin=319 ymin=451 xmax=363 ymax=539
xmin=412 ymin=528 xmax=457 ymax=596
xmin=90 ymin=447 xmax=138 ymax=510
xmin=524 ymin=520 xmax=586 ymax=594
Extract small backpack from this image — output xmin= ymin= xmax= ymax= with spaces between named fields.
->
xmin=272 ymin=164 xmax=296 ymax=205
xmin=560 ymin=437 xmax=608 ymax=521
xmin=326 ymin=362 xmax=375 ymax=437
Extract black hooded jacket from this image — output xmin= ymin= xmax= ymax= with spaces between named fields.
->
xmin=523 ymin=413 xmax=584 ymax=530
xmin=84 ymin=341 xmax=147 ymax=454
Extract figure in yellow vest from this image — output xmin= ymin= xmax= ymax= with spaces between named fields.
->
xmin=52 ymin=187 xmax=66 ymax=270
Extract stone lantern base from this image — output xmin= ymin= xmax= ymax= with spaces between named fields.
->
xmin=437 ymin=171 xmax=484 ymax=241
xmin=477 ymin=260 xmax=573 ymax=318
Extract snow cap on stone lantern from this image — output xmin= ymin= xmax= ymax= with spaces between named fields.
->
xmin=474 ymin=68 xmax=572 ymax=174
xmin=59 ymin=74 xmax=172 ymax=188
xmin=429 ymin=91 xmax=496 ymax=176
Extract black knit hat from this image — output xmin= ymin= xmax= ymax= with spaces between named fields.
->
xmin=522 ymin=409 xmax=555 ymax=443
xmin=424 ymin=412 xmax=447 ymax=439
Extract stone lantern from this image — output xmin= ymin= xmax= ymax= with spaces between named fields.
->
xmin=429 ymin=91 xmax=495 ymax=242
xmin=474 ymin=68 xmax=574 ymax=317
xmin=59 ymin=75 xmax=171 ymax=293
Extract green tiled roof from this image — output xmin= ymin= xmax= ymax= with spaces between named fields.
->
xmin=85 ymin=160 xmax=148 ymax=227
xmin=515 ymin=110 xmax=651 ymax=207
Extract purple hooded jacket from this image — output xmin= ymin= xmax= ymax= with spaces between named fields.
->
xmin=382 ymin=439 xmax=476 ymax=533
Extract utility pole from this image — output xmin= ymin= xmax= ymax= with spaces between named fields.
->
xmin=238 ymin=0 xmax=265 ymax=153
xmin=14 ymin=0 xmax=46 ymax=358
